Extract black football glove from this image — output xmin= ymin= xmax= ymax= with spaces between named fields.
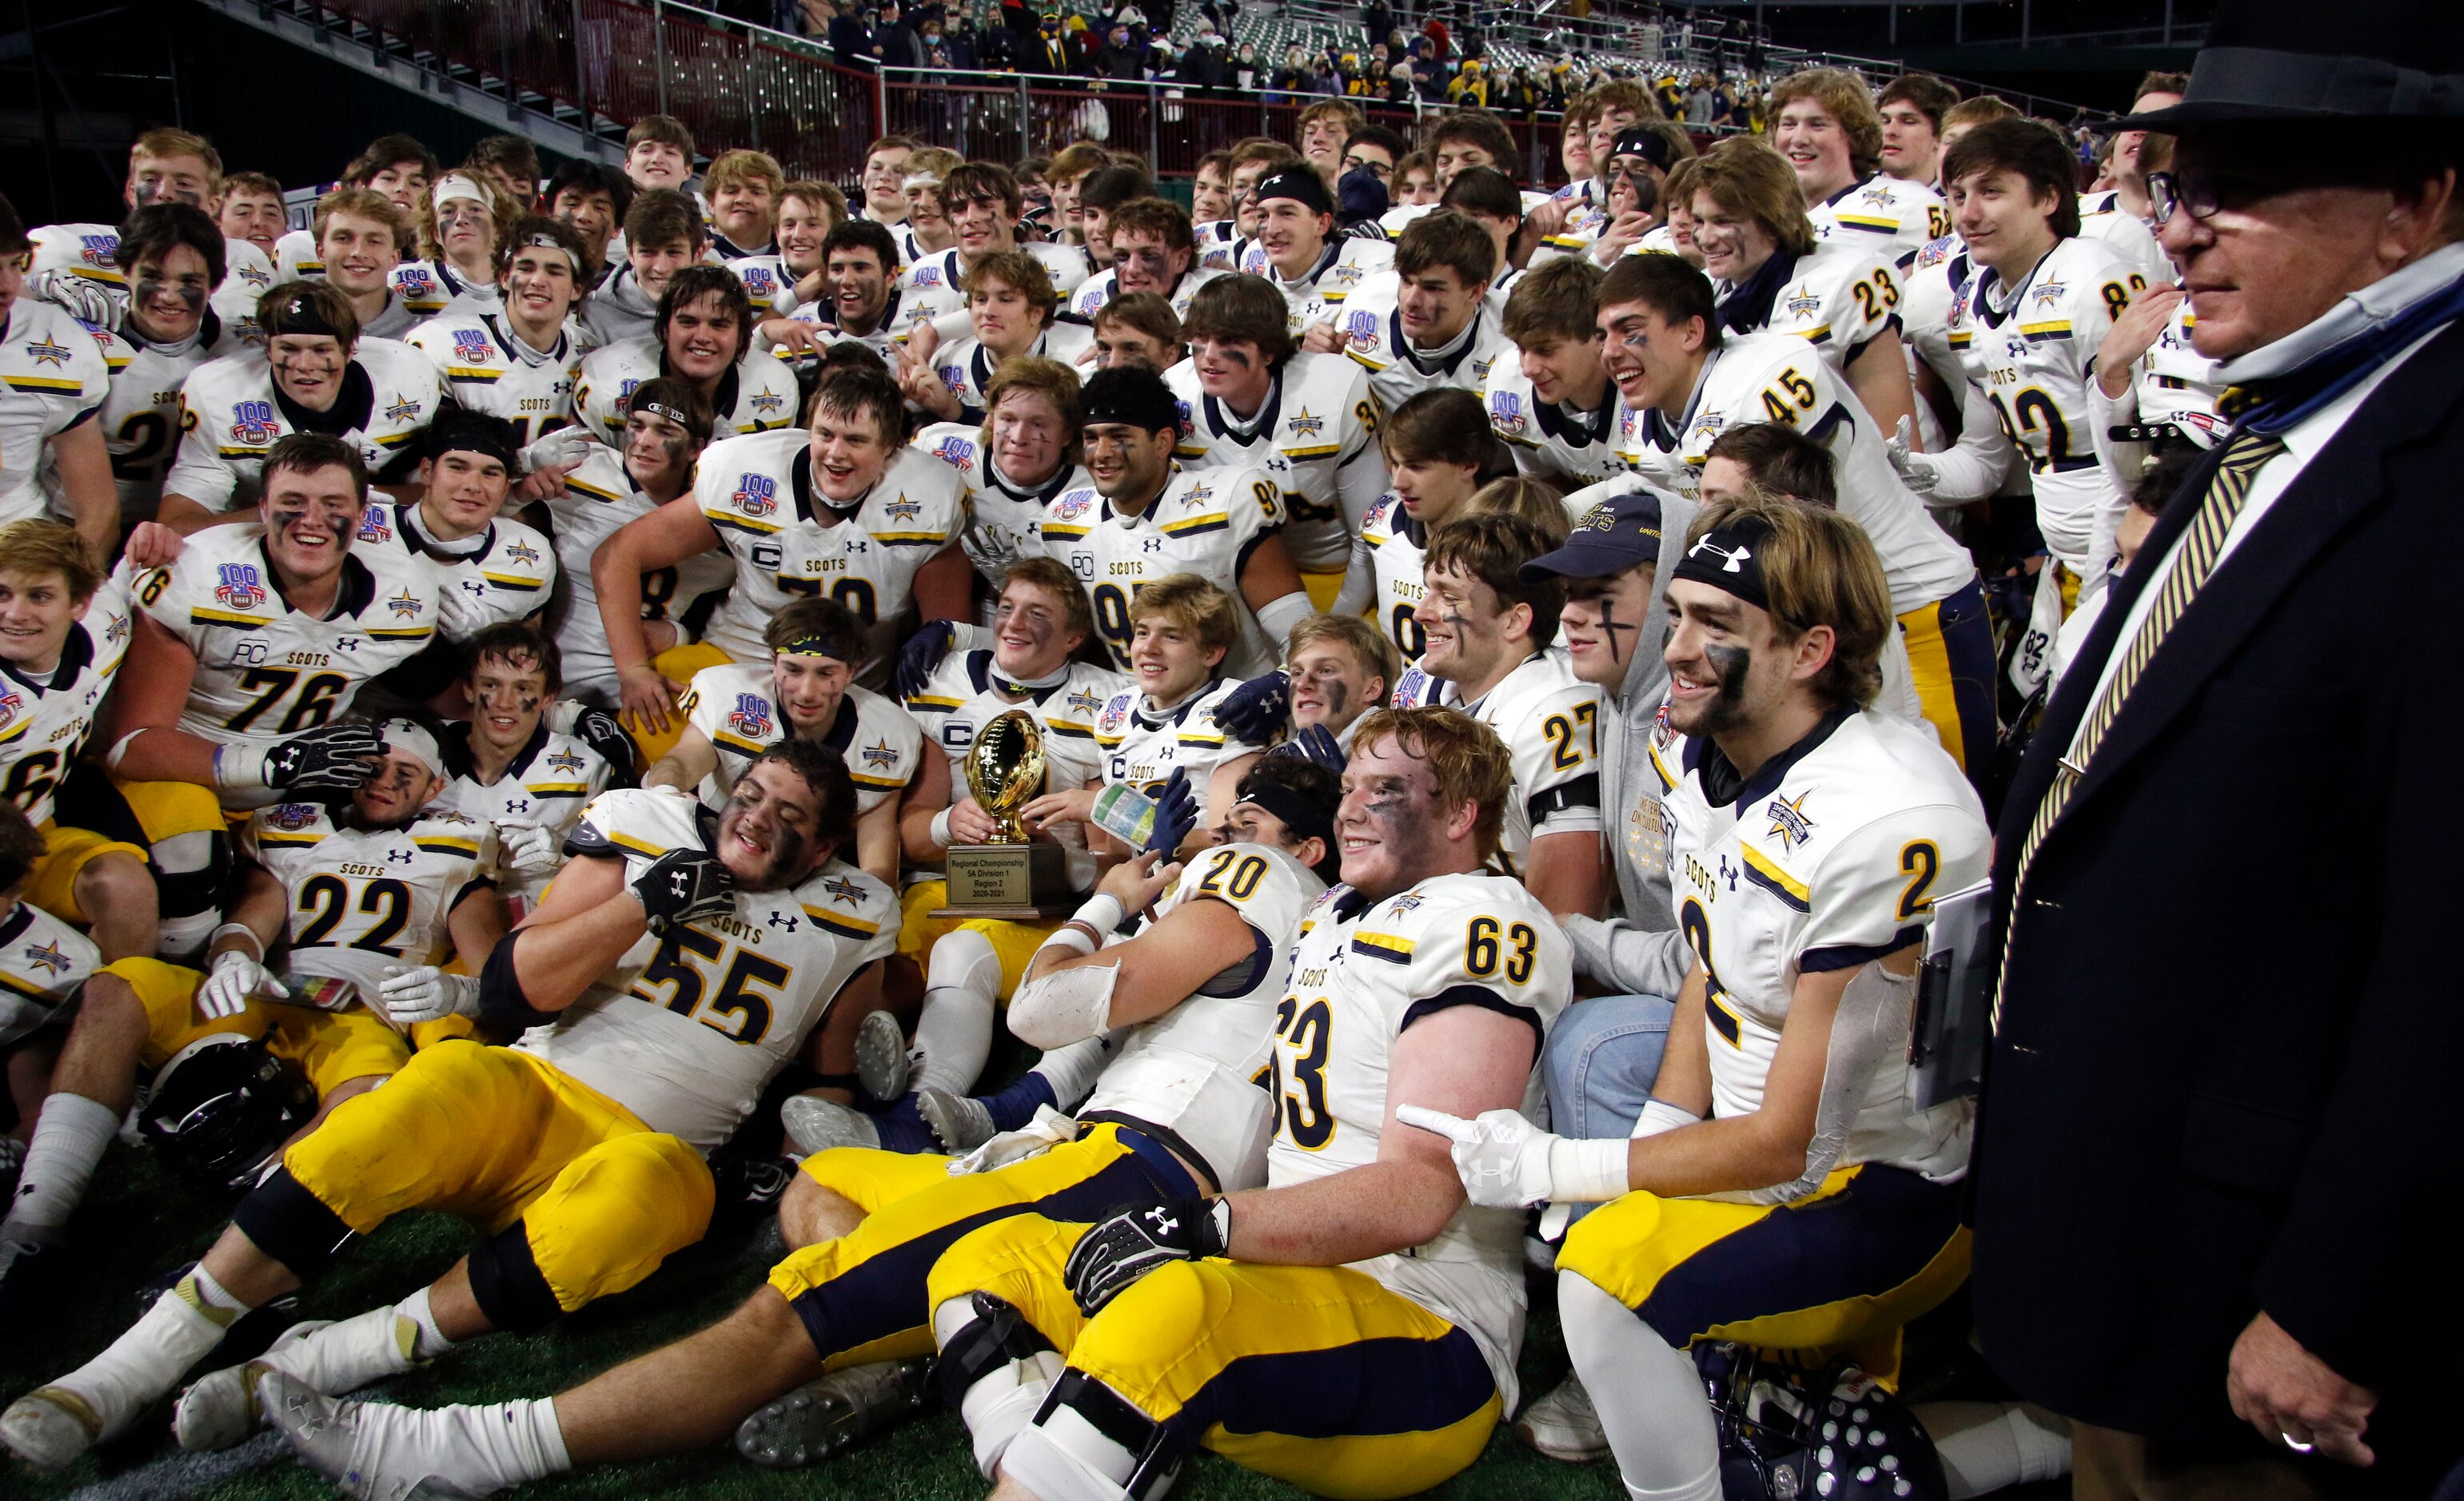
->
xmin=264 ymin=723 xmax=385 ymax=793
xmin=632 ymin=848 xmax=737 ymax=934
xmin=1267 ymin=723 xmax=1346 ymax=772
xmin=894 ymin=622 xmax=958 ymax=702
xmin=1142 ymin=767 xmax=1198 ymax=857
xmin=569 ymin=703 xmax=640 ymax=789
xmin=1062 ymin=1198 xmax=1229 ymax=1316
xmin=1213 ymin=670 xmax=1290 ymax=745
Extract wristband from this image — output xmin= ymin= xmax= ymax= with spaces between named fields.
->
xmin=1036 ymin=924 xmax=1100 ymax=960
xmin=208 ymin=922 xmax=265 ymax=961
xmin=1634 ymin=1097 xmax=1702 ymax=1139
xmin=930 ymin=806 xmax=956 ymax=848
xmin=106 ymin=728 xmax=146 ymax=773
xmin=1547 ymin=1134 xmax=1634 ymax=1204
xmin=1202 ymin=1196 xmax=1232 ymax=1252
xmin=213 ymin=742 xmax=270 ymax=791
xmin=1070 ymin=892 xmax=1125 ymax=938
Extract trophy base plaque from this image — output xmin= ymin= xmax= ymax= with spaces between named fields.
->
xmin=938 ymin=840 xmax=1075 ymax=920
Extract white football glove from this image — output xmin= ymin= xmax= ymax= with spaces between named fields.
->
xmin=1396 ymin=1105 xmax=1630 ymax=1209
xmin=28 ymin=269 xmax=120 ymax=327
xmin=519 ymin=428 xmax=596 ymax=476
xmin=438 ymin=580 xmax=492 ymax=639
xmin=1886 ymin=416 xmax=1942 ymax=495
xmin=198 ymin=950 xmax=286 ymax=1020
xmin=958 ymin=523 xmax=1023 ymax=582
xmin=377 ymin=965 xmax=481 ymax=1027
xmin=496 ymin=820 xmax=560 ymax=876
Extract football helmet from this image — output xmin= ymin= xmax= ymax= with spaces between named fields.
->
xmin=1693 ymin=1344 xmax=1948 ymax=1501
xmin=139 ymin=1034 xmax=315 ymax=1190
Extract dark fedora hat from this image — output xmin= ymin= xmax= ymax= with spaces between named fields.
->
xmin=2116 ymin=0 xmax=2462 ymax=128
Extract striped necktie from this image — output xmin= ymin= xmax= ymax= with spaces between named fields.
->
xmin=1993 ymin=429 xmax=2287 ymax=1027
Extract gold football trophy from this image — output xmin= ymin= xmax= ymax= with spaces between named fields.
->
xmin=939 ymin=709 xmax=1075 ymax=918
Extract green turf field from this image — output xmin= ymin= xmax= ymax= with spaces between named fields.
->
xmin=5 ymin=1137 xmax=1633 ymax=1501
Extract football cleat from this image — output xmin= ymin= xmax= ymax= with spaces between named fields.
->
xmin=1513 ymin=1372 xmax=1607 ymax=1462
xmin=915 ymin=1087 xmax=997 ymax=1153
xmin=733 ymin=1357 xmax=932 ymax=1469
xmin=853 ymin=1009 xmax=912 ymax=1104
xmin=0 ymin=1385 xmax=106 ymax=1470
xmin=781 ymin=1095 xmax=881 ymax=1155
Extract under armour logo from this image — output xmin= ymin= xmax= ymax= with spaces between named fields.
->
xmin=1142 ymin=538 xmax=1163 ymax=553
xmin=843 ymin=539 xmax=868 ymax=555
xmin=389 ymin=850 xmax=415 ymax=865
xmin=461 ymin=580 xmax=488 ymax=597
xmin=504 ymin=798 xmax=530 ymax=814
xmin=1718 ymin=854 xmax=1738 ymax=891
xmin=669 ymin=870 xmax=692 ymax=897
xmin=1688 ymin=537 xmax=1752 ymax=573
xmin=768 ymin=912 xmax=799 ymax=931
xmin=1150 ymin=1212 xmax=1178 ymax=1235
xmin=333 ymin=637 xmax=361 ymax=652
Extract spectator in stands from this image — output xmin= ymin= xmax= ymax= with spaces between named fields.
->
xmin=829 ymin=1 xmax=877 ymax=66
xmin=1362 ymin=0 xmax=1390 ymax=51
xmin=874 ymin=0 xmax=927 ymax=67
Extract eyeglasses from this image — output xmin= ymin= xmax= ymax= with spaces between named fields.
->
xmin=2147 ymin=163 xmax=2335 ymax=227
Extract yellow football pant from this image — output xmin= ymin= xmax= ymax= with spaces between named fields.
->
xmin=1300 ymin=569 xmax=1346 ymax=614
xmin=26 ymin=822 xmax=149 ymax=926
xmin=1555 ymin=1162 xmax=1971 ymax=1385
xmin=282 ymin=1041 xmax=714 ymax=1313
xmin=895 ymin=880 xmax=1056 ymax=1001
xmin=767 ymin=1123 xmax=1198 ymax=1370
xmin=636 ymin=642 xmax=737 ymax=766
xmin=114 ymin=957 xmax=410 ymax=1097
xmin=1895 ymin=580 xmax=1996 ymax=777
xmin=929 ymin=1213 xmax=1502 ymax=1499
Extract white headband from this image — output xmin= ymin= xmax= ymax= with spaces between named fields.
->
xmin=433 ymin=173 xmax=497 ymax=212
xmin=378 ymin=719 xmax=449 ymax=781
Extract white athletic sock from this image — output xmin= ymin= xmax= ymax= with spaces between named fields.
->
xmin=396 ymin=1285 xmax=457 ymax=1361
xmin=915 ymin=931 xmax=1001 ymax=1096
xmin=1917 ymin=1400 xmax=2073 ymax=1499
xmin=1029 ymin=1036 xmax=1112 ymax=1113
xmin=1558 ymin=1270 xmax=1721 ymax=1501
xmin=269 ymin=1304 xmax=427 ymax=1395
xmin=51 ymin=1269 xmax=246 ymax=1439
xmin=5 ymin=1093 xmax=119 ymax=1240
xmin=446 ymin=1396 xmax=571 ymax=1489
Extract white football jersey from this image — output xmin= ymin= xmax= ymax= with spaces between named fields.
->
xmin=1084 ymin=842 xmax=1326 ymax=1191
xmin=1896 ymin=233 xmax=1971 ymax=396
xmin=572 ymin=336 xmax=800 ymax=444
xmin=161 ymin=338 xmax=439 ymax=511
xmin=28 ymin=224 xmax=272 ymax=355
xmin=0 ymin=900 xmax=101 ymax=1049
xmin=1484 ymin=360 xmax=1629 ymax=489
xmin=1945 ymin=237 xmax=2146 ymax=571
xmin=435 ymin=722 xmax=616 ymax=912
xmin=894 ymin=245 xmax=1090 ymax=332
xmin=724 ymin=254 xmax=799 ymax=317
xmin=1090 ymin=677 xmax=1263 ymax=794
xmin=1063 ymin=265 xmax=1222 ymax=324
xmin=1617 ymin=332 xmax=1976 ymax=615
xmin=904 ymin=648 xmax=1125 ymax=794
xmin=1355 ymin=492 xmax=1429 ymax=664
xmin=353 ymin=500 xmax=556 ymax=639
xmin=520 ymin=787 xmax=900 ymax=1150
xmin=926 ymin=324 xmax=1094 ymax=417
xmin=0 ymin=575 xmax=132 ymax=827
xmin=696 ymin=434 xmax=966 ymax=680
xmin=1268 ymin=871 xmax=1572 ymax=1406
xmin=1192 ymin=220 xmax=1242 ymax=270
xmin=2136 ymin=301 xmax=2225 ymax=439
xmin=1166 ymin=350 xmax=1386 ymax=573
xmin=1234 ymin=238 xmax=1396 ymax=332
xmin=405 ymin=313 xmax=585 ymax=444
xmin=273 ymin=228 xmax=321 ymax=281
xmin=389 ymin=261 xmax=496 ymax=319
xmin=1718 ymin=243 xmax=1904 ymax=373
xmin=2075 ymin=190 xmax=2173 ymax=286
xmin=1661 ymin=707 xmax=1987 ymax=1182
xmin=1390 ymin=651 xmax=1605 ymax=873
xmin=545 ymin=447 xmax=735 ymax=703
xmin=59 ymin=314 xmax=218 ymax=523
xmin=910 ymin=421 xmax=1091 ymax=579
xmin=1038 ymin=464 xmax=1285 ymax=679
xmin=133 ymin=524 xmax=441 ymax=802
xmin=245 ymin=801 xmax=494 ymax=996
xmin=1 ymin=300 xmax=115 ymax=524
xmin=677 ymin=665 xmax=923 ymax=814
xmin=1330 ymin=288 xmax=1513 ymax=415
xmin=1808 ymin=174 xmax=1949 ymax=268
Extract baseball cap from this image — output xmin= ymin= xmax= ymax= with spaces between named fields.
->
xmin=1521 ymin=489 xmax=1665 ymax=581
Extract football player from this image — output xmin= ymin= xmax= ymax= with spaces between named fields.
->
xmin=1166 ymin=274 xmax=1387 ymax=596
xmin=1062 ymin=198 xmax=1222 ymax=325
xmin=1689 ymin=137 xmax=1921 ymax=440
xmin=901 ymin=253 xmax=1093 ymax=426
xmin=705 ymin=149 xmax=785 ymax=262
xmin=405 ymin=217 xmax=594 ymax=447
xmin=1877 ymin=73 xmax=1959 ymax=185
xmin=1236 ymin=169 xmax=1394 ymax=333
xmin=1485 ymin=258 xmax=1630 ymax=488
xmin=1772 ymin=67 xmax=1949 ymax=268
xmin=542 ymin=379 xmax=732 ymax=707
xmin=1389 ymin=513 xmax=1606 ymax=918
xmin=1329 ymin=212 xmax=1511 ymax=414
xmin=235 ymin=758 xmax=1341 ymax=1495
xmin=71 ymin=205 xmax=231 ymax=529
xmin=216 ymin=171 xmax=286 ymax=265
xmin=581 ymin=189 xmax=705 ymax=348
xmin=269 ymin=133 xmax=439 ymax=280
xmin=911 ymin=356 xmax=1091 ymax=587
xmin=1206 ymin=608 xmax=1404 ymax=768
xmin=917 ymin=704 xmax=1568 ymax=1499
xmin=304 ymin=188 xmax=421 ymax=341
xmin=0 ymin=723 xmax=502 ymax=1328
xmin=0 ymin=743 xmax=896 ymax=1470
xmin=595 ymin=362 xmax=969 ymax=735
xmin=1192 ymin=141 xmax=1300 ymax=271
xmin=854 ymin=137 xmax=920 ymax=233
xmin=435 ymin=624 xmax=619 ymax=920
xmin=1089 ymin=294 xmax=1183 ymax=372
xmin=1599 ymin=255 xmax=1995 ymax=774
xmin=620 ymin=114 xmax=695 ymax=197
xmin=654 ymin=598 xmax=923 ymax=887
xmin=0 ymin=194 xmax=118 ymax=555
xmin=0 ymin=520 xmax=156 ymax=961
xmin=1071 ymin=575 xmax=1271 ymax=842
xmin=390 ymin=173 xmax=506 ymax=319
xmin=541 ymin=158 xmax=632 ymax=273
xmin=778 ymin=220 xmax=910 ymax=362
xmin=573 ymin=265 xmax=799 ymax=446
xmin=158 ymin=281 xmax=440 ymax=530
xmin=0 ymin=802 xmax=102 ymax=1168
xmin=1407 ymin=496 xmax=1988 ymax=1501
xmin=894 ymin=164 xmax=1087 ymax=340
xmin=1332 ymin=388 xmax=1507 ymax=665
xmin=1039 ymin=364 xmax=1305 ymax=679
xmin=346 ymin=413 xmax=555 ymax=667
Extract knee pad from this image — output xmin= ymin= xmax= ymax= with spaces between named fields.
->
xmin=232 ymin=1166 xmax=357 ymax=1280
xmin=927 ymin=926 xmax=1002 ymax=995
xmin=465 ymin=1220 xmax=564 ymax=1332
xmin=936 ymin=1292 xmax=1066 ymax=1478
xmin=1001 ymin=1379 xmax=1186 ymax=1501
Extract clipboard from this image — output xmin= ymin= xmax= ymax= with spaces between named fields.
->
xmin=1908 ymin=878 xmax=1993 ymax=1108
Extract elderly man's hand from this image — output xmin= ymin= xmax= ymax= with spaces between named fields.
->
xmin=2227 ymin=1311 xmax=2377 ymax=1467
